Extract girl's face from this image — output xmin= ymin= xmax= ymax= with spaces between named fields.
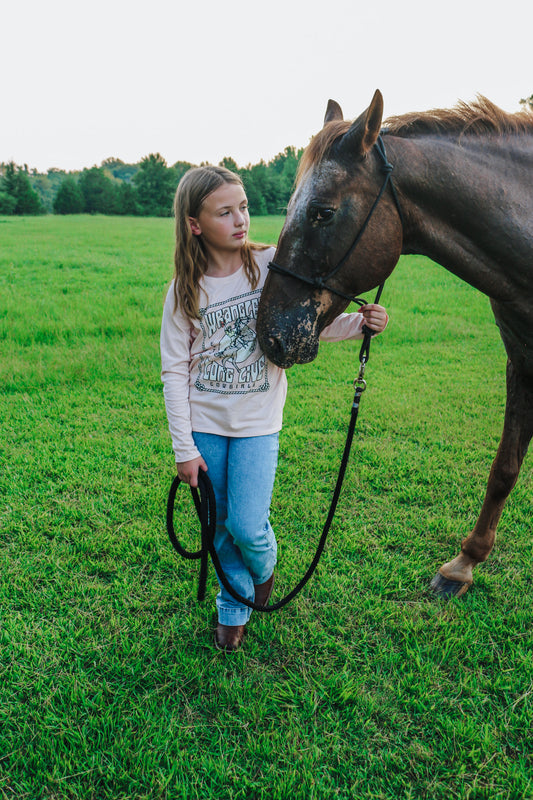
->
xmin=189 ymin=182 xmax=249 ymax=254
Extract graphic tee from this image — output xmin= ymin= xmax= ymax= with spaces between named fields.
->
xmin=161 ymin=247 xmax=285 ymax=461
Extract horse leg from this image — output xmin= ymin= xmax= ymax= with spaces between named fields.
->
xmin=431 ymin=361 xmax=533 ymax=598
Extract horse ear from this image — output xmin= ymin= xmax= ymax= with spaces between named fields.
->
xmin=324 ymin=99 xmax=343 ymax=124
xmin=341 ymin=89 xmax=384 ymax=156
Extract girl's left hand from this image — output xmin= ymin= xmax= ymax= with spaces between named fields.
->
xmin=359 ymin=303 xmax=388 ymax=333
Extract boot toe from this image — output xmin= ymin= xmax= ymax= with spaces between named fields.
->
xmin=214 ymin=623 xmax=245 ymax=652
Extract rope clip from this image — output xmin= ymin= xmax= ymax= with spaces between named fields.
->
xmin=354 ymin=358 xmax=367 ymax=391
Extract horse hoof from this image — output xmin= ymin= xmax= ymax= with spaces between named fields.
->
xmin=430 ymin=572 xmax=471 ymax=599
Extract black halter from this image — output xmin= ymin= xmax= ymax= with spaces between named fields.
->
xmin=267 ymin=134 xmax=403 ymax=307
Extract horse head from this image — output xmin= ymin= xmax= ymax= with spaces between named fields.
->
xmin=257 ymin=90 xmax=403 ymax=368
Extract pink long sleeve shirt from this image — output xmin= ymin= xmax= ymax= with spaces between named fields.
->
xmin=161 ymin=246 xmax=375 ymax=463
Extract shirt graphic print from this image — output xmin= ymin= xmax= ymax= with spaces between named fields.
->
xmin=195 ymin=287 xmax=270 ymax=395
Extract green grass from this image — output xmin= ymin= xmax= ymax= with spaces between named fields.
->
xmin=0 ymin=214 xmax=531 ymax=800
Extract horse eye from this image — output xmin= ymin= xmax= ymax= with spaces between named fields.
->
xmin=311 ymin=207 xmax=336 ymax=223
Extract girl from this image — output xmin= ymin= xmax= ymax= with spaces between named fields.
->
xmin=160 ymin=165 xmax=388 ymax=652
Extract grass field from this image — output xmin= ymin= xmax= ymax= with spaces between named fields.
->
xmin=0 ymin=214 xmax=532 ymax=799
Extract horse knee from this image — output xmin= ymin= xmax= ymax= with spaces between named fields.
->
xmin=489 ymin=458 xmax=519 ymax=502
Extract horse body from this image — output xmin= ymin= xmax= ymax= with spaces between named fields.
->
xmin=388 ymin=131 xmax=533 ymax=376
xmin=256 ymin=91 xmax=533 ymax=596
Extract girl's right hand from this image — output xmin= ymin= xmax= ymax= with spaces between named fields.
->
xmin=176 ymin=456 xmax=208 ymax=488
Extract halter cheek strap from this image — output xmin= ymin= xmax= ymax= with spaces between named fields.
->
xmin=267 ymin=135 xmax=403 ymax=306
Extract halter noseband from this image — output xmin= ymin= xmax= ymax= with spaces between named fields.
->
xmin=267 ymin=134 xmax=403 ymax=307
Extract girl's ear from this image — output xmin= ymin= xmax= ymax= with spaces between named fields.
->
xmin=189 ymin=216 xmax=201 ymax=236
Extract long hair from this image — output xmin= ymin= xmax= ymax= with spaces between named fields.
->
xmin=173 ymin=165 xmax=269 ymax=320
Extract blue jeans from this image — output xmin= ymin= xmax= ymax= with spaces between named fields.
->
xmin=192 ymin=432 xmax=279 ymax=626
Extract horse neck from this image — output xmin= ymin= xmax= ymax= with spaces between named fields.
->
xmin=386 ymin=133 xmax=533 ymax=300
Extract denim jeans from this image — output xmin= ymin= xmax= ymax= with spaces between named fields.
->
xmin=192 ymin=432 xmax=279 ymax=626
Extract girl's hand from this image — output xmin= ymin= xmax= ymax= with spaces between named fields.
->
xmin=176 ymin=456 xmax=208 ymax=488
xmin=359 ymin=303 xmax=388 ymax=333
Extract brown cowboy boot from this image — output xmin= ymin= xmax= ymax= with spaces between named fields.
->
xmin=214 ymin=623 xmax=245 ymax=652
xmin=254 ymin=572 xmax=275 ymax=607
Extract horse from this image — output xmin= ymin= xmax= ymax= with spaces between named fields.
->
xmin=256 ymin=90 xmax=533 ymax=598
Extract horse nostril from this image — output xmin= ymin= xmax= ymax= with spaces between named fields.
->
xmin=262 ymin=334 xmax=289 ymax=367
xmin=265 ymin=336 xmax=282 ymax=359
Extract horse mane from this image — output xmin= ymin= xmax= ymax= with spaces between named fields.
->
xmin=384 ymin=95 xmax=533 ymax=137
xmin=296 ymin=96 xmax=533 ymax=185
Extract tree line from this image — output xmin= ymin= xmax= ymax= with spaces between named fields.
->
xmin=0 ymin=147 xmax=303 ymax=218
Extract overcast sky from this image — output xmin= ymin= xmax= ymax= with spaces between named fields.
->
xmin=2 ymin=0 xmax=531 ymax=173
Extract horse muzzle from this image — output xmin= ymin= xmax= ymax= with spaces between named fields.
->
xmin=257 ymin=307 xmax=321 ymax=368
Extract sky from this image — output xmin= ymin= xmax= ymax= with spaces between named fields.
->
xmin=2 ymin=0 xmax=532 ymax=173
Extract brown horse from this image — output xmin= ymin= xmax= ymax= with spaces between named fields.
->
xmin=256 ymin=90 xmax=533 ymax=598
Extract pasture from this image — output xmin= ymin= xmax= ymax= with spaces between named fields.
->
xmin=0 ymin=214 xmax=531 ymax=799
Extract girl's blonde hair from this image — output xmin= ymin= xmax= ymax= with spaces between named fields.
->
xmin=173 ymin=165 xmax=269 ymax=320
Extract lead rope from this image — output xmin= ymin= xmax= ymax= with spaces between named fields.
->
xmin=166 ymin=287 xmax=383 ymax=612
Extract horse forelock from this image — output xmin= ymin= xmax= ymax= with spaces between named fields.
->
xmin=295 ymin=120 xmax=352 ymax=186
xmin=384 ymin=95 xmax=533 ymax=138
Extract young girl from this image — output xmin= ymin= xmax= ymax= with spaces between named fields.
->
xmin=160 ymin=165 xmax=388 ymax=652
